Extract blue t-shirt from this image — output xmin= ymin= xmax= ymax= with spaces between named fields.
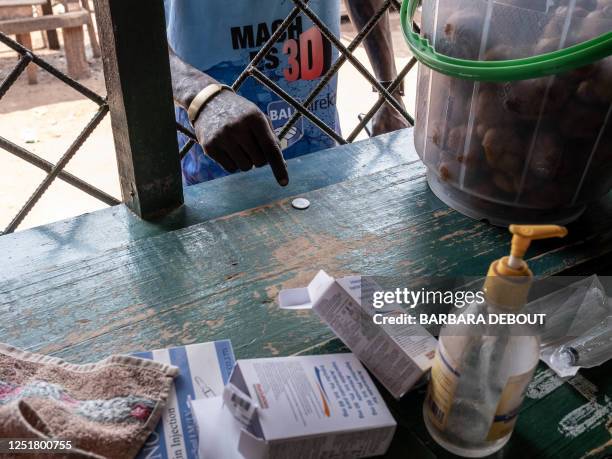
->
xmin=164 ymin=0 xmax=340 ymax=185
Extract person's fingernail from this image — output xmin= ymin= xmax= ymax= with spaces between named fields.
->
xmin=279 ymin=177 xmax=289 ymax=186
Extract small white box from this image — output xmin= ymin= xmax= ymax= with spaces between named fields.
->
xmin=191 ymin=354 xmax=396 ymax=459
xmin=278 ymin=271 xmax=437 ymax=399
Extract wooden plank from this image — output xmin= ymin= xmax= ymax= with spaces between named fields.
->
xmin=0 ymin=3 xmax=29 ymax=20
xmin=0 ymin=10 xmax=88 ymax=34
xmin=510 ymin=363 xmax=612 ymax=459
xmin=0 ymin=161 xmax=436 ymax=357
xmin=3 ymin=127 xmax=612 ymax=361
xmin=0 ymin=0 xmax=46 ymax=6
xmin=3 ymin=130 xmax=612 ymax=458
xmin=3 ymin=167 xmax=612 ymax=459
xmin=0 ymin=130 xmax=417 ymax=282
xmin=93 ymin=0 xmax=183 ymax=219
xmin=4 ymin=157 xmax=612 ymax=362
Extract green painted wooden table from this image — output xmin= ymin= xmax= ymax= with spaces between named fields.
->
xmin=1 ymin=129 xmax=611 ymax=458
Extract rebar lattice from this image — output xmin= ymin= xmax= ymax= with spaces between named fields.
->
xmin=177 ymin=0 xmax=417 ymax=157
xmin=2 ymin=0 xmax=417 ymax=233
xmin=0 ymin=31 xmax=118 ymax=235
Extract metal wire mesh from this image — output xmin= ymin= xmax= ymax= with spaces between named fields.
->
xmin=0 ymin=31 xmax=118 ymax=235
xmin=177 ymin=0 xmax=418 ymax=157
xmin=1 ymin=0 xmax=417 ymax=234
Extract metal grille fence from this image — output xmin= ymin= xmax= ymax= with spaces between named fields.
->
xmin=0 ymin=31 xmax=118 ymax=234
xmin=177 ymin=0 xmax=418 ymax=159
xmin=1 ymin=0 xmax=417 ymax=234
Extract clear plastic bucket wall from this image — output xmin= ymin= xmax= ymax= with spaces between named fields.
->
xmin=414 ymin=0 xmax=612 ymax=225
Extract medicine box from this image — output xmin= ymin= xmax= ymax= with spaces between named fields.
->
xmin=278 ymin=270 xmax=437 ymax=399
xmin=191 ymin=353 xmax=396 ymax=459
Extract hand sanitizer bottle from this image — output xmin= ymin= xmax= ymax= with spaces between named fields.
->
xmin=423 ymin=225 xmax=568 ymax=457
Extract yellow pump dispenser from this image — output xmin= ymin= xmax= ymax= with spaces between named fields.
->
xmin=424 ymin=224 xmax=569 ymax=457
xmin=484 ymin=225 xmax=567 ymax=309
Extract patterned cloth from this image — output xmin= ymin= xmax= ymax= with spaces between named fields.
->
xmin=0 ymin=344 xmax=178 ymax=459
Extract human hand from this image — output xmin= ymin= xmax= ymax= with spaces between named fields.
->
xmin=193 ymin=90 xmax=289 ymax=186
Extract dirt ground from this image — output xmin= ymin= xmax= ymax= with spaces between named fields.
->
xmin=0 ymin=11 xmax=416 ymax=232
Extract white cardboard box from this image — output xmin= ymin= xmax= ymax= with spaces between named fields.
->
xmin=278 ymin=271 xmax=437 ymax=399
xmin=191 ymin=353 xmax=396 ymax=459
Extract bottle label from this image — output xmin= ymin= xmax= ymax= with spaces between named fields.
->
xmin=486 ymin=367 xmax=536 ymax=441
xmin=425 ymin=341 xmax=536 ymax=439
xmin=425 ymin=341 xmax=460 ymax=431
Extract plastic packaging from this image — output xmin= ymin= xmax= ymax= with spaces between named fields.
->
xmin=550 ymin=316 xmax=612 ymax=370
xmin=406 ymin=0 xmax=612 ymax=225
xmin=526 ymin=275 xmax=610 ymax=344
xmin=525 ymin=275 xmax=612 ymax=377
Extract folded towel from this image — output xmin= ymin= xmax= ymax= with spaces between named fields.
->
xmin=0 ymin=343 xmax=178 ymax=459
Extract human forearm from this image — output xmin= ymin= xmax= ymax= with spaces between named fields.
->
xmin=168 ymin=47 xmax=219 ymax=110
xmin=343 ymin=0 xmax=409 ymax=135
xmin=167 ymin=47 xmax=288 ymax=185
xmin=344 ymin=0 xmax=398 ymax=82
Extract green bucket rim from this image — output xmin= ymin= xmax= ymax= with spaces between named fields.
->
xmin=400 ymin=0 xmax=612 ymax=81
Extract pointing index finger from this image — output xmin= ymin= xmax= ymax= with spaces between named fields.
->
xmin=253 ymin=117 xmax=289 ymax=186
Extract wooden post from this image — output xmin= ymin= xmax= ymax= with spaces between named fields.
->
xmin=41 ymin=0 xmax=60 ymax=50
xmin=15 ymin=32 xmax=37 ymax=84
xmin=94 ymin=0 xmax=184 ymax=219
xmin=62 ymin=25 xmax=90 ymax=79
xmin=80 ymin=0 xmax=101 ymax=58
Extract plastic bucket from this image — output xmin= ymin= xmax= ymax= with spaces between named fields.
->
xmin=401 ymin=0 xmax=612 ymax=225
